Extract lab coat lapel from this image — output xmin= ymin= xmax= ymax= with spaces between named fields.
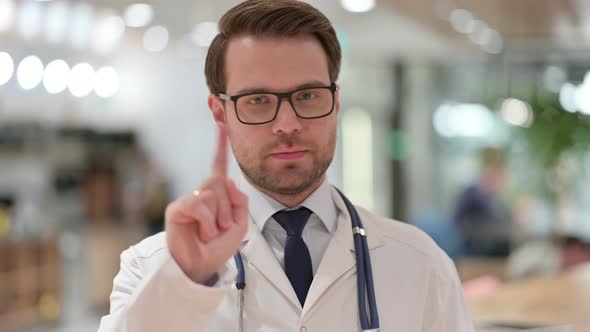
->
xmin=301 ymin=187 xmax=386 ymax=318
xmin=239 ymin=218 xmax=302 ymax=310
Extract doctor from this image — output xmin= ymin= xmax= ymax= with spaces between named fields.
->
xmin=98 ymin=0 xmax=474 ymax=331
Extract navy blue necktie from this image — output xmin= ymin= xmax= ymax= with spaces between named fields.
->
xmin=273 ymin=207 xmax=313 ymax=306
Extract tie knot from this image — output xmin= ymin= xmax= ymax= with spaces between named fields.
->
xmin=273 ymin=207 xmax=312 ymax=237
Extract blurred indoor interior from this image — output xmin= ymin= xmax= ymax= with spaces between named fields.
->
xmin=1 ymin=0 xmax=590 ymax=331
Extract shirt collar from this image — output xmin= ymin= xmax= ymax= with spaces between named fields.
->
xmin=237 ymin=173 xmax=338 ymax=234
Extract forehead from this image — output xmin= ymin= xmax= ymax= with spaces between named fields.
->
xmin=224 ymin=34 xmax=331 ymax=94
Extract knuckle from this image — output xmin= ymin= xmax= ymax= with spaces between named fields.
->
xmin=199 ymin=207 xmax=215 ymax=225
xmin=197 ymin=189 xmax=216 ymax=205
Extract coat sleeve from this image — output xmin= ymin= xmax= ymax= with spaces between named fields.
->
xmin=97 ymin=246 xmax=235 ymax=332
xmin=422 ymin=252 xmax=476 ymax=332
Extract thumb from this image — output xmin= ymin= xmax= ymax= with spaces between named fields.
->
xmin=226 ymin=179 xmax=249 ymax=223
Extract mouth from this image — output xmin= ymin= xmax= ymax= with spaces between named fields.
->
xmin=269 ymin=149 xmax=308 ymax=160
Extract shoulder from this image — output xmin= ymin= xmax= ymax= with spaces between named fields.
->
xmin=355 ymin=205 xmax=459 ymax=282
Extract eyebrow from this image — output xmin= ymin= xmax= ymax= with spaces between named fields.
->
xmin=232 ymin=80 xmax=331 ymax=95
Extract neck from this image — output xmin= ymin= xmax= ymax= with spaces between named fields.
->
xmin=246 ymin=174 xmax=326 ymax=208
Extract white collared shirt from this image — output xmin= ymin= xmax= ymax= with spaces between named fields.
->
xmin=238 ymin=175 xmax=338 ymax=274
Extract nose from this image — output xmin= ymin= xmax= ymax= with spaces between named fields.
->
xmin=271 ymin=98 xmax=302 ymax=135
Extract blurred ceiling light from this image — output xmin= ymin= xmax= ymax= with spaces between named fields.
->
xmin=69 ymin=3 xmax=94 ymax=49
xmin=17 ymin=1 xmax=42 ymax=39
xmin=469 ymin=20 xmax=491 ymax=45
xmin=143 ymin=25 xmax=169 ymax=52
xmin=17 ymin=55 xmax=44 ymax=90
xmin=434 ymin=103 xmax=494 ymax=137
xmin=575 ymin=75 xmax=590 ymax=115
xmin=450 ymin=9 xmax=474 ymax=34
xmin=559 ymin=82 xmax=578 ymax=113
xmin=0 ymin=0 xmax=15 ymax=32
xmin=433 ymin=104 xmax=455 ymax=137
xmin=455 ymin=103 xmax=495 ymax=137
xmin=93 ymin=15 xmax=125 ymax=53
xmin=0 ymin=52 xmax=14 ymax=85
xmin=192 ymin=21 xmax=218 ymax=47
xmin=500 ymin=98 xmax=534 ymax=128
xmin=543 ymin=66 xmax=567 ymax=93
xmin=340 ymin=0 xmax=375 ymax=13
xmin=45 ymin=1 xmax=69 ymax=44
xmin=482 ymin=29 xmax=503 ymax=54
xmin=94 ymin=66 xmax=119 ymax=98
xmin=68 ymin=63 xmax=94 ymax=97
xmin=43 ymin=59 xmax=69 ymax=94
xmin=124 ymin=3 xmax=153 ymax=28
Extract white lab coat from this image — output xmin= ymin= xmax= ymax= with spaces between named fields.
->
xmin=98 ymin=187 xmax=474 ymax=331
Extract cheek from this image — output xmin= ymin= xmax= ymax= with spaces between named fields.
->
xmin=310 ymin=118 xmax=337 ymax=143
xmin=228 ymin=126 xmax=266 ymax=156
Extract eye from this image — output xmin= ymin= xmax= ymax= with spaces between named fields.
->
xmin=298 ymin=91 xmax=318 ymax=101
xmin=246 ymin=95 xmax=270 ymax=105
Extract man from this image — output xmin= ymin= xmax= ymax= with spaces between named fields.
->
xmin=98 ymin=1 xmax=474 ymax=331
xmin=454 ymin=147 xmax=512 ymax=257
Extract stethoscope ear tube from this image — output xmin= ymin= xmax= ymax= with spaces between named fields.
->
xmin=335 ymin=187 xmax=380 ymax=331
xmin=353 ymin=228 xmax=370 ymax=328
xmin=362 ymin=232 xmax=379 ymax=328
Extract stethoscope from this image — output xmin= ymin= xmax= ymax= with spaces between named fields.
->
xmin=233 ymin=187 xmax=380 ymax=332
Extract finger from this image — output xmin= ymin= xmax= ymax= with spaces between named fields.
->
xmin=212 ymin=179 xmax=234 ymax=231
xmin=191 ymin=200 xmax=219 ymax=242
xmin=226 ymin=179 xmax=249 ymax=226
xmin=175 ymin=192 xmax=219 ymax=241
xmin=212 ymin=123 xmax=228 ymax=178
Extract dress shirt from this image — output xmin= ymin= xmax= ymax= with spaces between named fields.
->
xmin=238 ymin=175 xmax=338 ymax=275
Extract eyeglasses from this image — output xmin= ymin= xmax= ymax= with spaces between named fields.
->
xmin=218 ymin=83 xmax=337 ymax=125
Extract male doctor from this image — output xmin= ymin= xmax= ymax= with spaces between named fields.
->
xmin=98 ymin=0 xmax=474 ymax=331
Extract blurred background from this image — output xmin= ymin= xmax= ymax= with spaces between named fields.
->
xmin=1 ymin=0 xmax=590 ymax=331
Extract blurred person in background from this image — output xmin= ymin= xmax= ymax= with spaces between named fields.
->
xmin=454 ymin=147 xmax=512 ymax=257
xmin=97 ymin=1 xmax=473 ymax=331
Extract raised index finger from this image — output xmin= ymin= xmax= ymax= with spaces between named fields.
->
xmin=212 ymin=123 xmax=228 ymax=178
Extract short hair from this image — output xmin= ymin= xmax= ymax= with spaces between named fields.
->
xmin=204 ymin=0 xmax=341 ymax=94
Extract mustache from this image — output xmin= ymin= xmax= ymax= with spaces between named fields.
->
xmin=264 ymin=135 xmax=311 ymax=151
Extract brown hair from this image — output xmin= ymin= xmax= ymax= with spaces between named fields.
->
xmin=204 ymin=0 xmax=341 ymax=94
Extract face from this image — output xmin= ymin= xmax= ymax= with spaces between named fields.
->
xmin=208 ymin=34 xmax=340 ymax=195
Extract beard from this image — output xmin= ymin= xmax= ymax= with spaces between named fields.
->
xmin=235 ymin=132 xmax=335 ymax=196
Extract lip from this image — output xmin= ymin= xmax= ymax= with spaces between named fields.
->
xmin=269 ymin=149 xmax=308 ymax=160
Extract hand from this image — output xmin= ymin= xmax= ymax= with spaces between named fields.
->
xmin=165 ymin=124 xmax=249 ymax=284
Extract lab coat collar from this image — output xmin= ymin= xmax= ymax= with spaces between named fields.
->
xmin=329 ymin=186 xmax=386 ymax=252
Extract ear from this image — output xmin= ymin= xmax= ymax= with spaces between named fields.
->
xmin=208 ymin=94 xmax=226 ymax=125
xmin=334 ymin=83 xmax=341 ymax=114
